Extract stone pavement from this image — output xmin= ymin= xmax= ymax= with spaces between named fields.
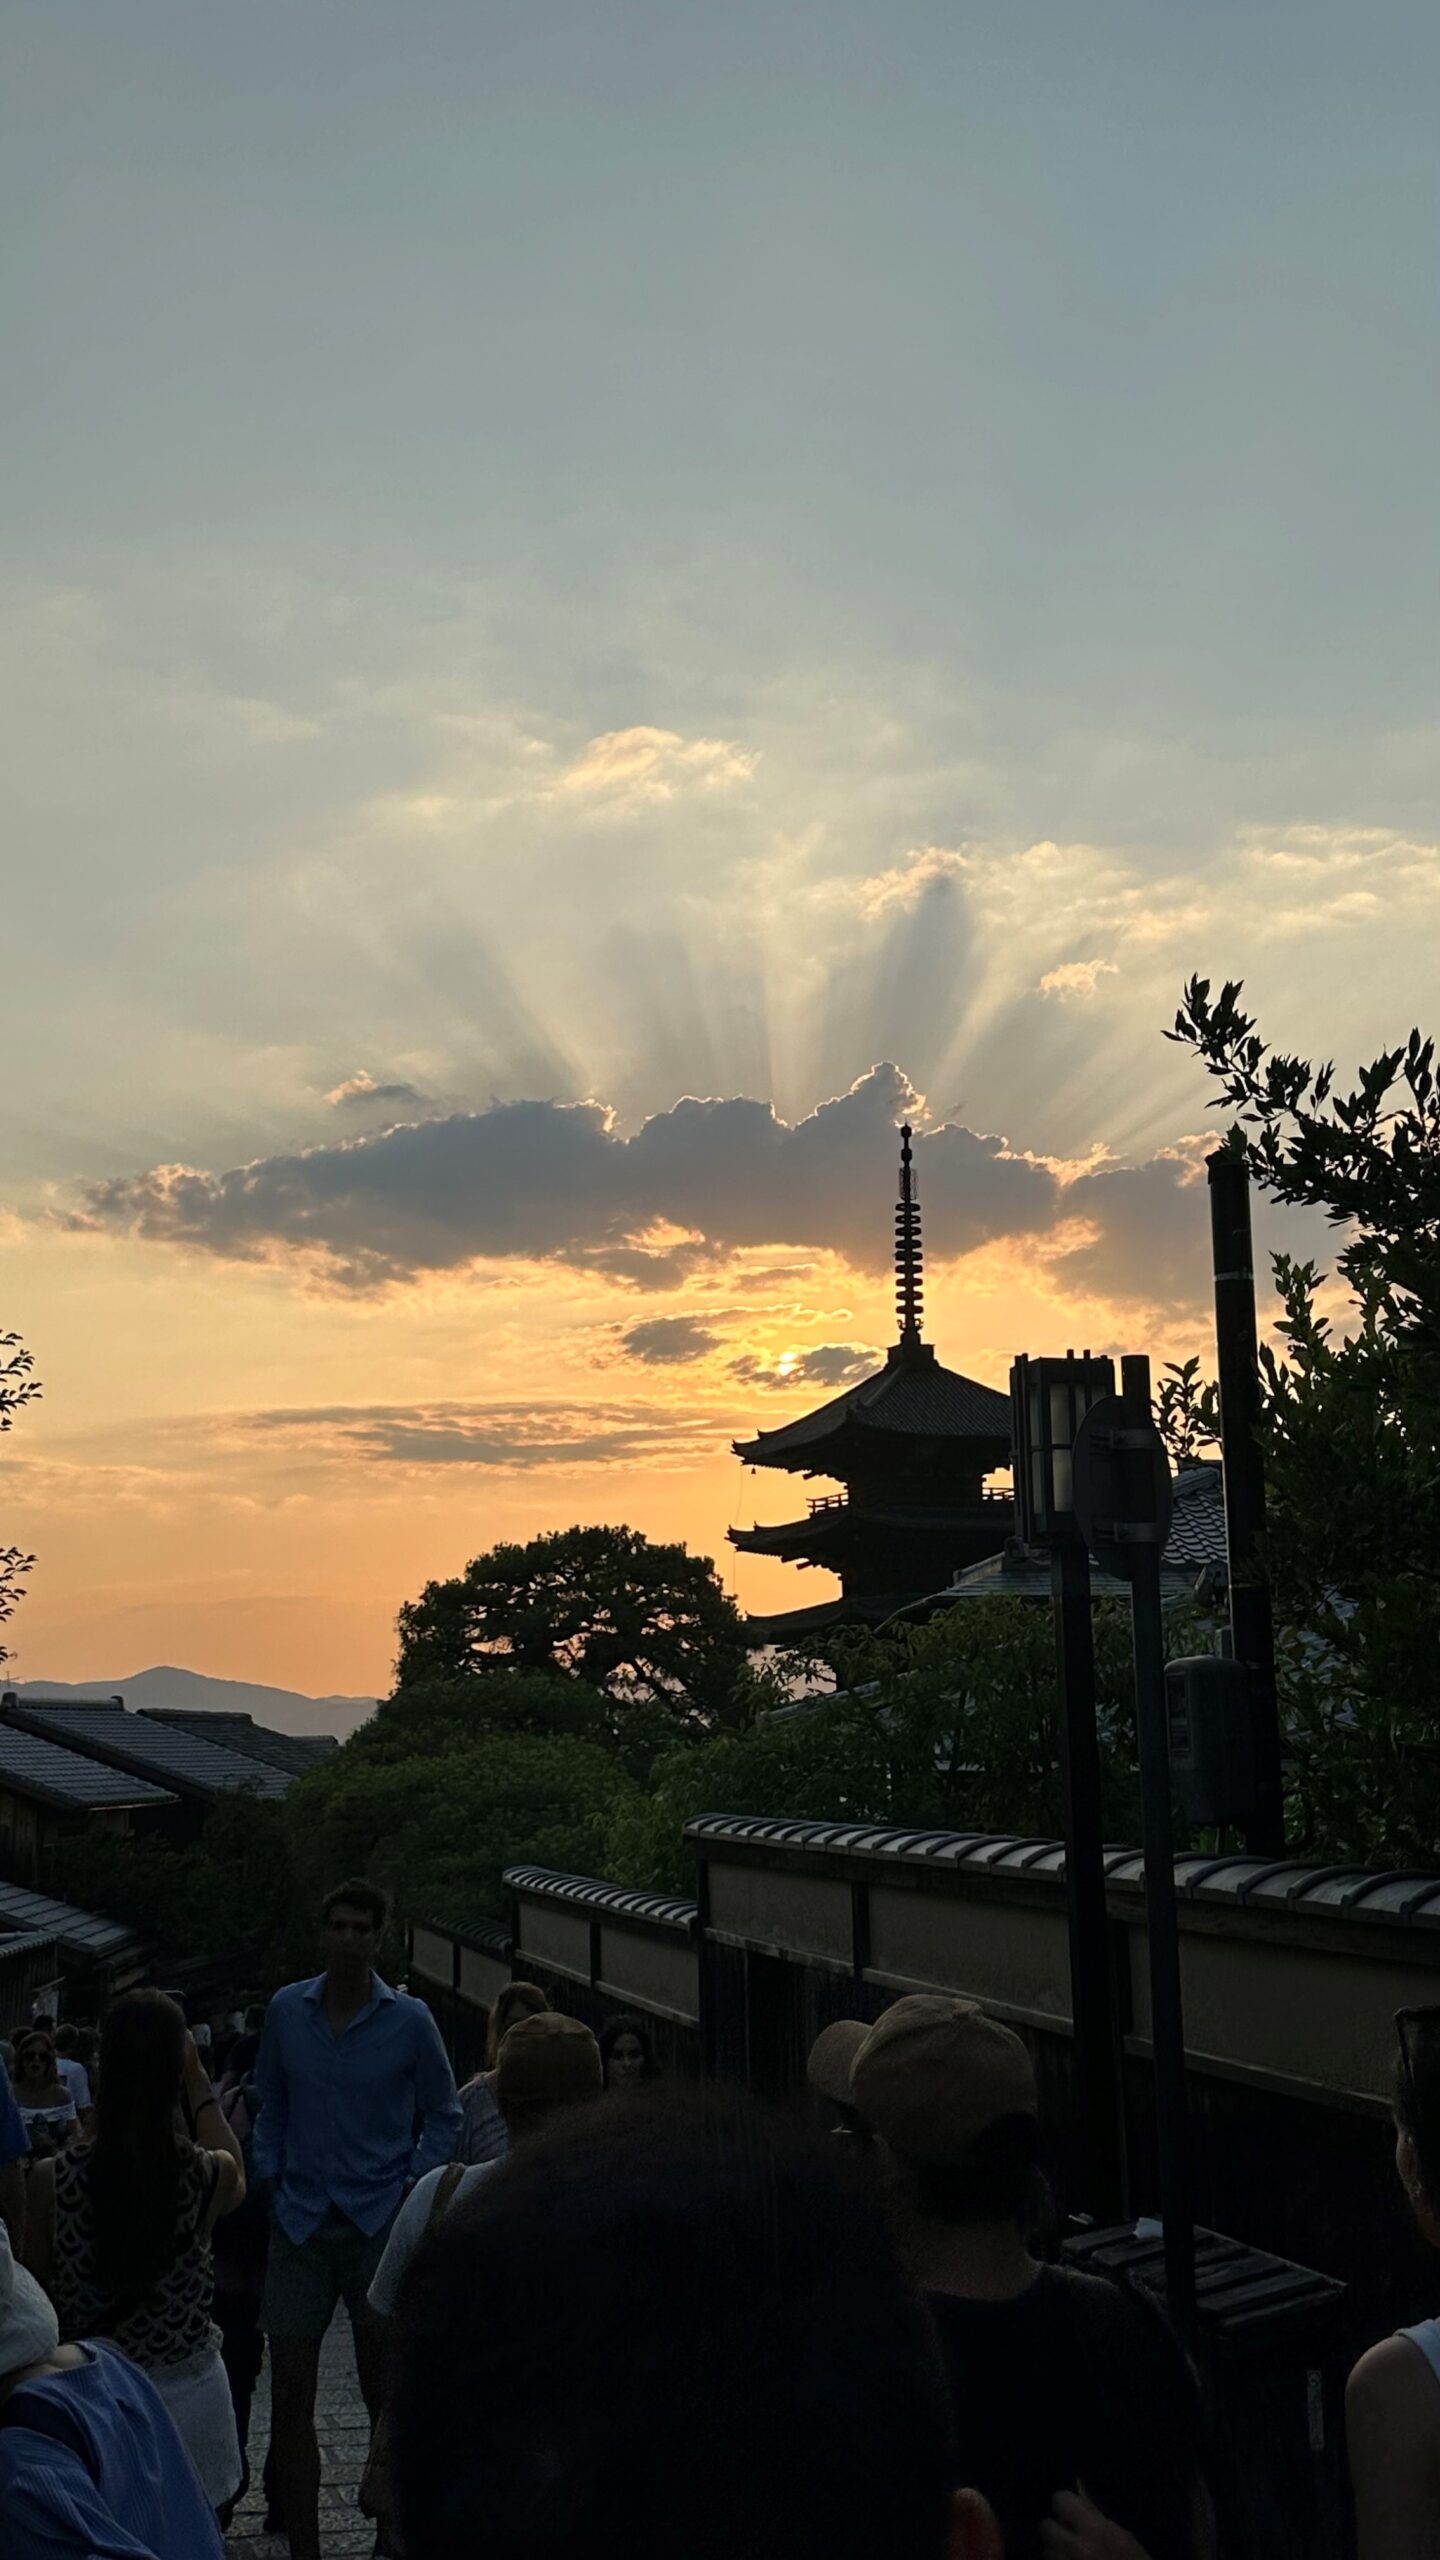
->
xmin=226 ymin=2316 xmax=375 ymax=2557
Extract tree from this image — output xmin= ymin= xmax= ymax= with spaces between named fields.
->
xmin=285 ymin=1725 xmax=639 ymax=1935
xmin=0 ymin=1327 xmax=41 ymax=1661
xmin=609 ymin=1599 xmax=1151 ymax=1896
xmin=394 ymin=1524 xmax=754 ymax=1762
xmin=376 ymin=1669 xmax=616 ymax=1747
xmin=1169 ymin=980 xmax=1440 ymax=1860
xmin=51 ymin=1793 xmax=292 ymax=1980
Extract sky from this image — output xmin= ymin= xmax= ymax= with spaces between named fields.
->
xmin=2 ymin=1 xmax=1437 ymax=1702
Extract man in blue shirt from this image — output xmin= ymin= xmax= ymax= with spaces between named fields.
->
xmin=0 ymin=2049 xmax=28 ymax=2257
xmin=254 ymin=1876 xmax=460 ymax=2560
xmin=0 ymin=2224 xmax=223 ymax=2559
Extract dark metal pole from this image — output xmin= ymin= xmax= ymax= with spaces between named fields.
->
xmin=1207 ymin=1150 xmax=1285 ymax=1855
xmin=1052 ymin=1539 xmax=1126 ymax=2224
xmin=1121 ymin=1356 xmax=1197 ymax=2346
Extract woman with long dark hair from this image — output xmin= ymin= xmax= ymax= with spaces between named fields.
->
xmin=599 ymin=2012 xmax=657 ymax=2095
xmin=23 ymin=1988 xmax=246 ymax=2512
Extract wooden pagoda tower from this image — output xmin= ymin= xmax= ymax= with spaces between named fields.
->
xmin=729 ymin=1126 xmax=1014 ymax=1645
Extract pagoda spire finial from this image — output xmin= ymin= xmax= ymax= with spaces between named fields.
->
xmin=894 ymin=1122 xmax=924 ymax=1351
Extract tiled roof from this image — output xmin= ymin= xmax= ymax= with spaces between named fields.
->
xmin=0 ymin=1880 xmax=143 ymax=1960
xmin=1 ymin=1702 xmax=293 ymax=1801
xmin=0 ymin=1929 xmax=61 ymax=1966
xmin=1164 ymin=1462 xmax=1228 ymax=1569
xmin=680 ymin=1815 xmax=1440 ymax=1925
xmin=503 ymin=1865 xmax=699 ymax=1935
xmin=137 ymin=1710 xmax=338 ymax=1778
xmin=734 ymin=1345 xmax=1011 ymax=1469
xmin=0 ymin=1725 xmax=176 ymax=1812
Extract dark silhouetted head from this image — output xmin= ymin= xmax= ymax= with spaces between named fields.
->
xmin=392 ymin=2087 xmax=978 ymax=2560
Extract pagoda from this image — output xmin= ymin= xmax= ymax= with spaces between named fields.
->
xmin=728 ymin=1126 xmax=1014 ymax=1645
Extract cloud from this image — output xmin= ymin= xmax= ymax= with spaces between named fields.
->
xmin=68 ymin=1063 xmax=1058 ymax=1291
xmin=556 ymin=726 xmax=756 ymax=807
xmin=1039 ymin=959 xmax=1118 ymax=1001
xmin=325 ymin=1071 xmax=427 ymax=1112
xmin=729 ymin=1342 xmax=880 ymax=1390
xmin=61 ymin=1061 xmax=1263 ymax=1320
xmin=835 ymin=845 xmax=969 ymax=921
xmin=616 ymin=1315 xmax=721 ymax=1365
xmin=237 ymin=1400 xmax=721 ymax=1472
xmin=1051 ymin=1142 xmax=1214 ymax=1307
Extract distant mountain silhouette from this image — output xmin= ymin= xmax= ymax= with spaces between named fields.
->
xmin=11 ymin=1665 xmax=376 ymax=1742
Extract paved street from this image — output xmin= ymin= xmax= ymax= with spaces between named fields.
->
xmin=226 ymin=2318 xmax=374 ymax=2557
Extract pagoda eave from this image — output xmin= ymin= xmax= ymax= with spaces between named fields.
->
xmin=741 ymin=1589 xmax=955 ymax=1648
xmin=732 ymin=1418 xmax=1011 ymax=1480
xmin=728 ymin=1517 xmax=847 ymax=1567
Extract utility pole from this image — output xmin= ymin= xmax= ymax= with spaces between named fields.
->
xmin=1207 ymin=1150 xmax=1285 ymax=1856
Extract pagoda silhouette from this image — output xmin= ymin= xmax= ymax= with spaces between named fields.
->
xmin=729 ymin=1125 xmax=1014 ymax=1645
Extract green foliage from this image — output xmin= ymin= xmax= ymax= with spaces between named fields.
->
xmin=1170 ymin=980 xmax=1440 ymax=1861
xmin=394 ymin=1523 xmax=753 ymax=1766
xmin=0 ymin=1326 xmax=41 ymax=1660
xmin=50 ymin=1793 xmax=291 ymax=1982
xmin=610 ymin=1599 xmax=1154 ymax=1895
xmin=376 ymin=1669 xmax=613 ymax=1748
xmin=1156 ymin=1356 xmax=1220 ymax=1469
xmin=284 ymin=1723 xmax=639 ymax=1936
xmin=1170 ymin=978 xmax=1438 ymax=1419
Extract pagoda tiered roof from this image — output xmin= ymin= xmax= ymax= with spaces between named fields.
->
xmin=731 ymin=1489 xmax=1011 ymax=1567
xmin=732 ymin=1340 xmax=1011 ymax=1476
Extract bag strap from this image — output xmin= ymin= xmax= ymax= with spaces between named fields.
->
xmin=427 ymin=2161 xmax=466 ymax=2230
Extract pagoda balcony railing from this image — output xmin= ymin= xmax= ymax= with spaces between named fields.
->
xmin=805 ymin=1487 xmax=1013 ymax=1519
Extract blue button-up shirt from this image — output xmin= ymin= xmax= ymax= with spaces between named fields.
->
xmin=253 ymin=1973 xmax=460 ymax=2243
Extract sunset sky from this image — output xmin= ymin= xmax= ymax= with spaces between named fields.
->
xmin=4 ymin=2 xmax=1437 ymax=1702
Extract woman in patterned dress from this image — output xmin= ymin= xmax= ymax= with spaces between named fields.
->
xmin=22 ymin=1989 xmax=246 ymax=2512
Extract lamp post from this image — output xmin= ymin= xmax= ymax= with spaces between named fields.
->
xmin=1010 ymin=1351 xmax=1127 ymax=2225
xmin=1072 ymin=1354 xmax=1196 ymax=2346
xmin=1207 ymin=1149 xmax=1285 ymax=1856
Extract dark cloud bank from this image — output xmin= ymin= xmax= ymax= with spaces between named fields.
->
xmin=73 ymin=1063 xmax=1214 ymax=1308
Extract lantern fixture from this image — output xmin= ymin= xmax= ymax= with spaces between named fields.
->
xmin=1009 ymin=1351 xmax=1116 ymax=1547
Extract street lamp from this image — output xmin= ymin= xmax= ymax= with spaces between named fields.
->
xmin=1072 ymin=1355 xmax=1196 ymax=2346
xmin=1011 ymin=1353 xmax=1117 ymax=1539
xmin=1009 ymin=1349 xmax=1126 ymax=2225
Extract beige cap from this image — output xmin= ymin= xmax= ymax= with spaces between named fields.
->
xmin=849 ymin=1993 xmax=1037 ymax=2165
xmin=806 ymin=2018 xmax=869 ymax=2106
xmin=496 ymin=2010 xmax=604 ymax=2116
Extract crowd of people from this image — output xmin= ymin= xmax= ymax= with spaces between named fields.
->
xmin=0 ymin=1877 xmax=1436 ymax=2558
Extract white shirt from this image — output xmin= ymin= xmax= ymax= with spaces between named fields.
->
xmin=367 ymin=2160 xmax=497 ymax=2318
xmin=56 ymin=2057 xmax=92 ymax=2111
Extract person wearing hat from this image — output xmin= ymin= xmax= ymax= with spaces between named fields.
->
xmin=806 ymin=2017 xmax=872 ymax=2139
xmin=389 ymin=2083 xmax=1011 ymax=2560
xmin=367 ymin=2010 xmax=605 ymax=2324
xmin=850 ymin=1996 xmax=1215 ymax=2560
xmin=0 ymin=2222 xmax=224 ymax=2558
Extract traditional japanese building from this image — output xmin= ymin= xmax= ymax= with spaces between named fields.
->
xmin=728 ymin=1127 xmax=1014 ymax=1646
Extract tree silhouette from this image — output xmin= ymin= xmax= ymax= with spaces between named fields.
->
xmin=0 ymin=1328 xmax=40 ymax=1663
